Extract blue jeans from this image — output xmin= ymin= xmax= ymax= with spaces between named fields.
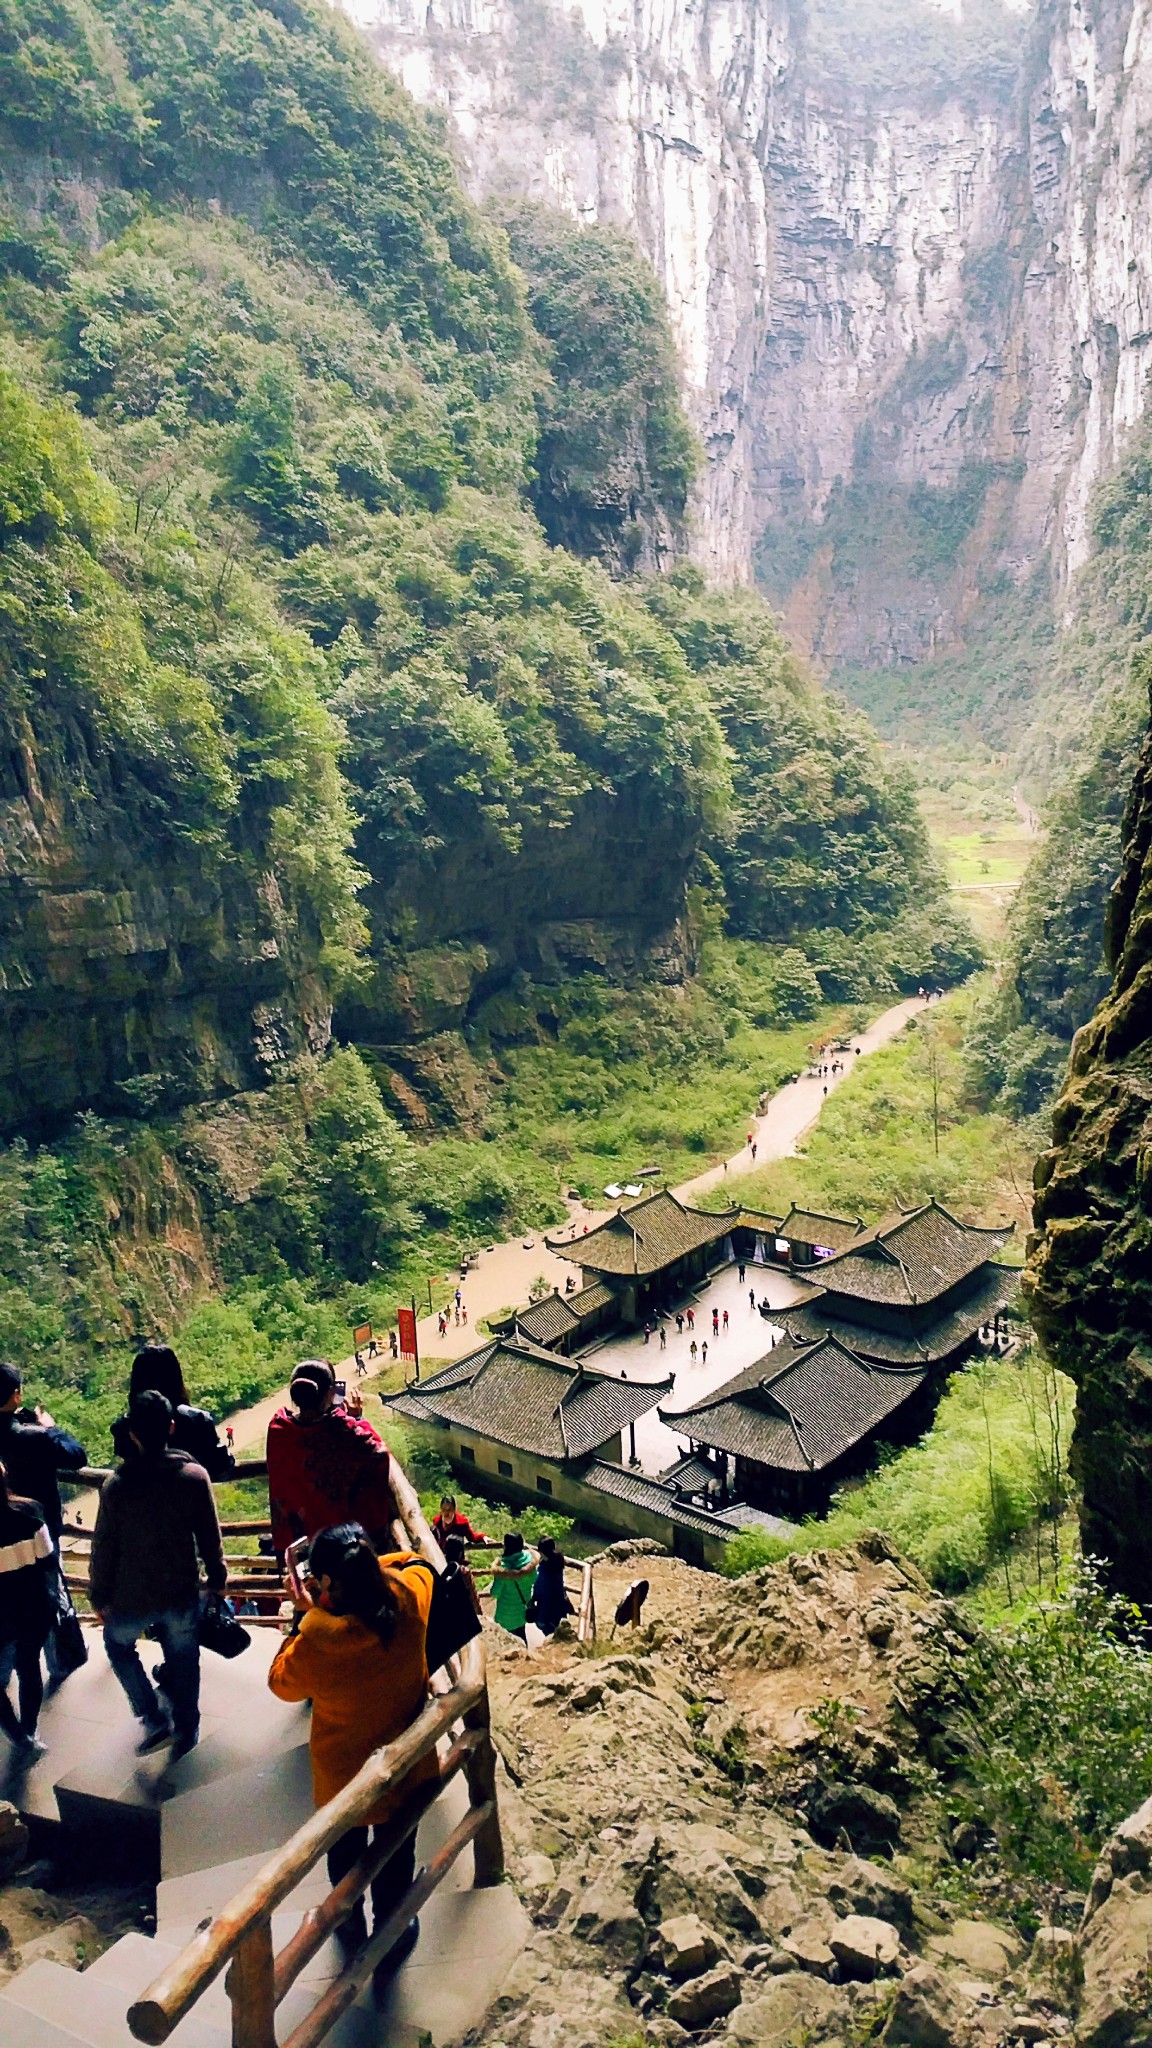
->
xmin=103 ymin=1605 xmax=200 ymax=1739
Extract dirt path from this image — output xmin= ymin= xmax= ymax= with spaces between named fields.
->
xmin=222 ymin=993 xmax=929 ymax=1449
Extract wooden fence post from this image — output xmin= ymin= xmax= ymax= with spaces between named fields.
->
xmin=462 ymin=1692 xmax=505 ymax=1888
xmin=226 ymin=1919 xmax=277 ymax=2048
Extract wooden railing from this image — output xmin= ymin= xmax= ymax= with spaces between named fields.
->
xmin=576 ymin=1558 xmax=596 ymax=1643
xmin=118 ymin=1457 xmax=504 ymax=2048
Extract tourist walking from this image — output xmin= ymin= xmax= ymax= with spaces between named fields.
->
xmin=750 ymin=1141 xmax=757 ymax=1161
xmin=675 ymin=1313 xmax=684 ymax=1334
xmin=529 ymin=1536 xmax=574 ymax=1638
xmin=266 ymin=1361 xmax=394 ymax=1559
xmin=90 ymin=1392 xmax=227 ymax=1758
xmin=486 ymin=1533 xmax=537 ymax=1642
xmin=722 ymin=1310 xmax=729 ymax=1331
xmin=432 ymin=1496 xmax=494 ymax=1548
xmin=738 ymin=1262 xmax=746 ymax=1283
xmin=748 ymin=1288 xmax=756 ymax=1310
xmin=689 ymin=1340 xmax=698 ymax=1364
xmin=0 ymin=1463 xmax=55 ymax=1759
xmin=712 ymin=1310 xmax=719 ymax=1336
xmin=686 ymin=1308 xmax=695 ymax=1330
xmin=0 ymin=1364 xmax=87 ymax=1684
xmin=269 ymin=1523 xmax=434 ymax=1981
xmin=112 ymin=1346 xmax=234 ymax=1480
xmin=702 ymin=1341 xmax=709 ymax=1365
xmin=659 ymin=1325 xmax=667 ymax=1351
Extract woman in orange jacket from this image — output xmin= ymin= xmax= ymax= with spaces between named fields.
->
xmin=268 ymin=1522 xmax=435 ymax=1978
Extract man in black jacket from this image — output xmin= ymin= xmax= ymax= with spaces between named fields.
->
xmin=90 ymin=1391 xmax=227 ymax=1759
xmin=0 ymin=1363 xmax=88 ymax=1684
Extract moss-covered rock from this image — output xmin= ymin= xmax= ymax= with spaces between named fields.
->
xmin=1027 ymin=690 xmax=1152 ymax=1602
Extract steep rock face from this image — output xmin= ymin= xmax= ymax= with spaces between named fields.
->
xmin=344 ymin=0 xmax=1152 ymax=670
xmin=0 ymin=703 xmax=330 ymax=1139
xmin=1027 ymin=680 xmax=1152 ymax=1601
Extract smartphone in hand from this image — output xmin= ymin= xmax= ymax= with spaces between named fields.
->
xmin=285 ymin=1536 xmax=311 ymax=1602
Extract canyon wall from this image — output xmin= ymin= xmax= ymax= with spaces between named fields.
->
xmin=340 ymin=0 xmax=1152 ymax=672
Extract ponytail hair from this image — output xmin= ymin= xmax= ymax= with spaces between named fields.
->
xmin=308 ymin=1522 xmax=399 ymax=1645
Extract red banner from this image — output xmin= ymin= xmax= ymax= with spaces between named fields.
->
xmin=397 ymin=1307 xmax=418 ymax=1362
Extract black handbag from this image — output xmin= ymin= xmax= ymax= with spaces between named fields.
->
xmin=424 ymin=1561 xmax=482 ymax=1675
xmin=51 ymin=1576 xmax=88 ymax=1675
xmin=198 ymin=1591 xmax=250 ymax=1660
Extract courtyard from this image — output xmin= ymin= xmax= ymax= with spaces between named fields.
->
xmin=575 ymin=1257 xmax=811 ymax=1475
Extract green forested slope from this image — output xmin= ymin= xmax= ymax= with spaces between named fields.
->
xmin=0 ymin=0 xmax=969 ymax=1439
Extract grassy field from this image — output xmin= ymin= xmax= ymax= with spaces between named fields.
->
xmin=886 ymin=742 xmax=1039 ymax=948
xmin=702 ymin=982 xmax=1035 ymax=1236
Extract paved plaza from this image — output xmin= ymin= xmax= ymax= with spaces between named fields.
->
xmin=579 ymin=1257 xmax=811 ymax=1474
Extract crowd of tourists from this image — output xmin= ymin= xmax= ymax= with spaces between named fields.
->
xmin=0 ymin=1346 xmax=573 ymax=1986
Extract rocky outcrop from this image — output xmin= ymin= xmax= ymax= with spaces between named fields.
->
xmin=0 ymin=703 xmax=330 ymax=1139
xmin=482 ymin=1543 xmax=1054 ymax=2048
xmin=1027 ymin=683 xmax=1152 ymax=1602
xmin=343 ymin=0 xmax=1152 ymax=676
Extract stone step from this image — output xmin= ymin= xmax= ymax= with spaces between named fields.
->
xmin=155 ymin=1847 xmax=330 ymax=1938
xmin=0 ymin=1992 xmax=97 ymax=2047
xmin=160 ymin=1740 xmax=314 ymax=1880
xmin=0 ymin=1960 xmax=227 ymax=2048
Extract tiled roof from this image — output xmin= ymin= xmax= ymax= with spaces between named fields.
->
xmin=513 ymin=1293 xmax=582 ymax=1347
xmin=659 ymin=1333 xmax=926 ymax=1473
xmin=811 ymin=1200 xmax=1013 ymax=1308
xmin=387 ymin=1337 xmax=670 ymax=1461
xmin=582 ymin=1459 xmax=733 ymax=1537
xmin=658 ymin=1452 xmax=726 ymax=1499
xmin=732 ymin=1207 xmax=785 ymax=1232
xmin=547 ymin=1190 xmax=736 ymax=1278
xmin=785 ymin=1264 xmax=1021 ymax=1364
xmin=569 ymin=1279 xmax=616 ymax=1319
xmin=778 ymin=1206 xmax=867 ymax=1253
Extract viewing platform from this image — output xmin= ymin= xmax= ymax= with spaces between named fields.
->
xmin=0 ymin=1466 xmax=527 ymax=2048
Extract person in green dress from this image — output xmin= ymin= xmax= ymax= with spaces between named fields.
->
xmin=488 ymin=1532 xmax=537 ymax=1641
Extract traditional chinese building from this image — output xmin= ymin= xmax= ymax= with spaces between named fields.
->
xmin=661 ymin=1201 xmax=1020 ymax=1513
xmin=545 ymin=1189 xmax=737 ymax=1325
xmin=386 ymin=1333 xmax=742 ymax=1563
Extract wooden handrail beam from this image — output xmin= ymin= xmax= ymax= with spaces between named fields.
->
xmin=279 ymin=1800 xmax=495 ymax=2048
xmin=127 ymin=1647 xmax=483 ymax=2043
xmin=127 ymin=1454 xmax=504 ymax=2048
xmin=272 ymin=1731 xmax=480 ymax=2004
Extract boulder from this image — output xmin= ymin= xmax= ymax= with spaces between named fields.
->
xmin=728 ymin=1972 xmax=850 ymax=2045
xmin=568 ymin=1879 xmax=648 ymax=1968
xmin=926 ymin=1918 xmax=1022 ymax=1981
xmin=808 ymin=1780 xmax=901 ymax=1854
xmin=656 ymin=1914 xmax=724 ymax=1981
xmin=666 ymin=1963 xmax=744 ymax=2028
xmin=1076 ymin=1873 xmax=1152 ymax=2048
xmin=827 ymin=1856 xmax=914 ymax=1929
xmin=883 ymin=1964 xmax=968 ymax=2048
xmin=828 ymin=1914 xmax=901 ymax=1981
xmin=781 ymin=1918 xmax=836 ymax=1978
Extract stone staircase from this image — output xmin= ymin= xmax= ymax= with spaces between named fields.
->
xmin=0 ymin=1631 xmax=528 ymax=2048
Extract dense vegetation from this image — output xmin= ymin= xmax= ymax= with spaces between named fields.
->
xmin=0 ymin=0 xmax=972 ymax=1447
xmin=499 ymin=204 xmax=697 ymax=566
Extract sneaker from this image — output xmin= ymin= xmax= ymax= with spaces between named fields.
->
xmin=372 ymin=1916 xmax=419 ymax=1993
xmin=169 ymin=1728 xmax=199 ymax=1763
xmin=17 ymin=1732 xmax=46 ymax=1761
xmin=137 ymin=1720 xmax=173 ymax=1756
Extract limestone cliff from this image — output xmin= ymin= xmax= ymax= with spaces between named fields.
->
xmin=1027 ymin=675 xmax=1152 ymax=1602
xmin=343 ymin=0 xmax=1152 ymax=681
xmin=0 ymin=696 xmax=330 ymax=1141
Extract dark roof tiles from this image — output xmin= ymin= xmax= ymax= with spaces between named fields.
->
xmin=785 ymin=1264 xmax=1021 ymax=1364
xmin=814 ymin=1200 xmax=1013 ymax=1307
xmin=659 ymin=1333 xmax=926 ymax=1473
xmin=547 ymin=1189 xmax=735 ymax=1278
xmin=387 ymin=1337 xmax=669 ymax=1462
xmin=778 ymin=1206 xmax=867 ymax=1252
